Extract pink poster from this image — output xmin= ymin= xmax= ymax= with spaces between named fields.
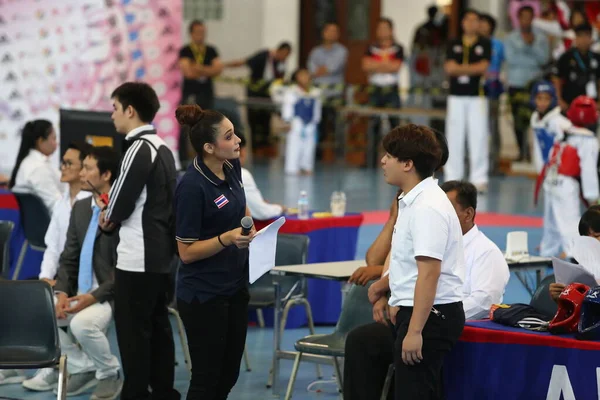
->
xmin=0 ymin=0 xmax=183 ymax=173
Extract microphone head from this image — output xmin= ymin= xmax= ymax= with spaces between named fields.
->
xmin=241 ymin=216 xmax=254 ymax=229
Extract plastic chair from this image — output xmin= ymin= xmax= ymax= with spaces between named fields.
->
xmin=0 ymin=280 xmax=67 ymax=399
xmin=284 ymin=283 xmax=375 ymax=400
xmin=505 ymin=231 xmax=529 ymax=259
xmin=530 ymin=274 xmax=559 ymax=319
xmin=0 ymin=220 xmax=14 ymax=279
xmin=12 ymin=193 xmax=51 ymax=279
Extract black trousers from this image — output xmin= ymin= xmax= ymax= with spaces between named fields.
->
xmin=177 ymin=287 xmax=250 ymax=400
xmin=343 ymin=322 xmax=395 ymax=400
xmin=394 ymin=302 xmax=465 ymax=400
xmin=114 ymin=269 xmax=179 ymax=400
xmin=508 ymin=87 xmax=533 ymax=160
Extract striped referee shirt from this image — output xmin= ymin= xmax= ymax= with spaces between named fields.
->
xmin=106 ymin=125 xmax=177 ymax=274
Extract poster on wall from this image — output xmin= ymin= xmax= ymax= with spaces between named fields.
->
xmin=0 ymin=0 xmax=183 ymax=175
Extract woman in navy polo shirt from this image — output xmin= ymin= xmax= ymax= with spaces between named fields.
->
xmin=174 ymin=104 xmax=256 ymax=399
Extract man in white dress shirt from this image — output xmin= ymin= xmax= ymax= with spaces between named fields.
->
xmin=441 ymin=180 xmax=510 ymax=320
xmin=367 ymin=124 xmax=465 ymax=399
xmin=344 ymin=179 xmax=509 ymax=399
xmin=38 ymin=141 xmax=92 ymax=285
xmin=238 ymin=133 xmax=286 ymax=220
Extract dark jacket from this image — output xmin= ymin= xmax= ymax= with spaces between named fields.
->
xmin=54 ymin=196 xmax=118 ymax=303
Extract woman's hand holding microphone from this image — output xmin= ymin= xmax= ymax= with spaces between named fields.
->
xmin=222 ymin=226 xmax=257 ymax=249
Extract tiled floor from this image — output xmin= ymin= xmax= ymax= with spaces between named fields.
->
xmin=1 ymin=162 xmax=551 ymax=400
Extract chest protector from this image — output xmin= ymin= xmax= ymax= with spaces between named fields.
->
xmin=534 ymin=140 xmax=581 ymax=205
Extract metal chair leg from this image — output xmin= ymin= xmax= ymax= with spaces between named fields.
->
xmin=333 ymin=356 xmax=343 ymax=393
xmin=243 ymin=344 xmax=251 ymax=371
xmin=299 ymin=298 xmax=322 ymax=379
xmin=256 ymin=308 xmax=265 ymax=328
xmin=380 ymin=363 xmax=394 ymax=400
xmin=57 ymin=354 xmax=68 ymax=400
xmin=168 ymin=307 xmax=192 ymax=374
xmin=12 ymin=240 xmax=28 ymax=280
xmin=284 ymin=352 xmax=302 ymax=400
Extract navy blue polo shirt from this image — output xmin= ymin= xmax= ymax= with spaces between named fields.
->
xmin=175 ymin=157 xmax=249 ymax=303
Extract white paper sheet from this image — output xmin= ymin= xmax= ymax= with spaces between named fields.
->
xmin=552 ymin=257 xmax=599 ymax=287
xmin=249 ymin=217 xmax=286 ymax=284
xmin=572 ymin=236 xmax=600 ymax=279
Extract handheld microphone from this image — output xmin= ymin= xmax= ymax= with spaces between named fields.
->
xmin=87 ymin=180 xmax=109 ymax=209
xmin=241 ymin=216 xmax=254 ymax=236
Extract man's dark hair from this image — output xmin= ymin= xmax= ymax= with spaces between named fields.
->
xmin=277 ymin=42 xmax=292 ymax=52
xmin=111 ymin=82 xmax=160 ymax=123
xmin=579 ymin=205 xmax=600 ymax=236
xmin=382 ymin=124 xmax=442 ymax=179
xmin=188 ymin=20 xmax=204 ymax=33
xmin=378 ymin=17 xmax=394 ymax=29
xmin=88 ymin=146 xmax=120 ymax=185
xmin=517 ymin=5 xmax=534 ymax=17
xmin=574 ymin=23 xmax=593 ymax=35
xmin=480 ymin=13 xmax=497 ymax=35
xmin=427 ymin=6 xmax=438 ymax=20
xmin=462 ymin=9 xmax=480 ymax=20
xmin=440 ymin=180 xmax=478 ymax=211
xmin=433 ymin=128 xmax=448 ymax=172
xmin=67 ymin=140 xmax=93 ymax=162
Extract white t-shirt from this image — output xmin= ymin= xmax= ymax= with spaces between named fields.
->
xmin=389 ymin=177 xmax=465 ymax=307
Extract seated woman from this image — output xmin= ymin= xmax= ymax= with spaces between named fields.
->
xmin=550 ymin=205 xmax=600 ymax=301
xmin=9 ymin=120 xmax=62 ymax=213
xmin=238 ymin=133 xmax=286 ymax=220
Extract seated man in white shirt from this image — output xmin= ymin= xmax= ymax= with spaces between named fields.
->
xmin=238 ymin=133 xmax=286 ymax=219
xmin=21 ymin=147 xmax=122 ymax=399
xmin=343 ymin=179 xmax=509 ymax=400
xmin=39 ymin=141 xmax=92 ymax=285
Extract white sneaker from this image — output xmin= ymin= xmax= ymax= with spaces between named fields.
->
xmin=0 ymin=369 xmax=26 ymax=385
xmin=22 ymin=368 xmax=58 ymax=391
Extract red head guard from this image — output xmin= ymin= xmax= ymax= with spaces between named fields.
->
xmin=566 ymin=96 xmax=599 ymax=127
xmin=549 ymin=283 xmax=590 ymax=334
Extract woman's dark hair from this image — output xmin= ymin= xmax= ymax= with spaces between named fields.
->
xmin=382 ymin=124 xmax=442 ymax=179
xmin=9 ymin=119 xmax=53 ymax=188
xmin=88 ymin=146 xmax=120 ymax=185
xmin=175 ymin=105 xmax=225 ymax=155
xmin=579 ymin=205 xmax=600 ymax=236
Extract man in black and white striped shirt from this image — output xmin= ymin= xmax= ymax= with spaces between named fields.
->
xmin=100 ymin=82 xmax=180 ymax=400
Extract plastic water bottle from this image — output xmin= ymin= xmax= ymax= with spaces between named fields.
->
xmin=298 ymin=191 xmax=309 ymax=220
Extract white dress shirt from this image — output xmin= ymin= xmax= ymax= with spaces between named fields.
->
xmin=462 ymin=225 xmax=510 ymax=320
xmin=241 ymin=168 xmax=283 ymax=220
xmin=389 ymin=177 xmax=465 ymax=307
xmin=11 ymin=149 xmax=64 ymax=213
xmin=39 ymin=188 xmax=91 ymax=280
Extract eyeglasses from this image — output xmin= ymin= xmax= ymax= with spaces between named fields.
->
xmin=61 ymin=160 xmax=80 ymax=169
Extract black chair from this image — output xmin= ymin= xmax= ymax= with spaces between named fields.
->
xmin=0 ymin=220 xmax=15 ymax=279
xmin=12 ymin=193 xmax=51 ymax=279
xmin=284 ymin=283 xmax=375 ymax=399
xmin=0 ymin=280 xmax=67 ymax=398
xmin=530 ymin=273 xmax=558 ymax=319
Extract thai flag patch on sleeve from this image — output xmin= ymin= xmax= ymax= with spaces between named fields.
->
xmin=214 ymin=194 xmax=229 ymax=209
